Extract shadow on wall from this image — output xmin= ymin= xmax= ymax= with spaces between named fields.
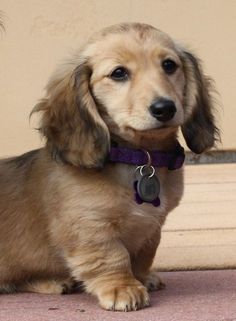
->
xmin=186 ymin=150 xmax=236 ymax=165
xmin=0 ymin=11 xmax=5 ymax=30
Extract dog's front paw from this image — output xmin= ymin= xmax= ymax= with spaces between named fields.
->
xmin=98 ymin=282 xmax=150 ymax=311
xmin=144 ymin=269 xmax=165 ymax=292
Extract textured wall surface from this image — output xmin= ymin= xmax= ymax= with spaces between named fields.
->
xmin=0 ymin=0 xmax=235 ymax=156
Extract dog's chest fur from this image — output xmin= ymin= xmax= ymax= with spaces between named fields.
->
xmin=50 ymin=161 xmax=184 ymax=255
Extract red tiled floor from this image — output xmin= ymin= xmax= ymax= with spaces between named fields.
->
xmin=1 ymin=270 xmax=236 ymax=321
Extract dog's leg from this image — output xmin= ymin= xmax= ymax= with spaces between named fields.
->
xmin=131 ymin=233 xmax=165 ymax=291
xmin=16 ymin=279 xmax=74 ymax=294
xmin=64 ymin=240 xmax=150 ymax=311
xmin=142 ymin=268 xmax=165 ymax=291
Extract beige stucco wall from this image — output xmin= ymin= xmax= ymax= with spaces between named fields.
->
xmin=0 ymin=0 xmax=235 ymax=157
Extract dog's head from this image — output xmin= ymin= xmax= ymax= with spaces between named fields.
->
xmin=33 ymin=23 xmax=219 ymax=168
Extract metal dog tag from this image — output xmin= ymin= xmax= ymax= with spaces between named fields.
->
xmin=137 ymin=174 xmax=160 ymax=202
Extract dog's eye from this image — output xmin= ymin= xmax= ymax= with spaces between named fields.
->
xmin=162 ymin=59 xmax=178 ymax=75
xmin=110 ymin=67 xmax=129 ymax=81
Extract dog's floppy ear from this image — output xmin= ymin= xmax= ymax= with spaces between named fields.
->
xmin=32 ymin=62 xmax=110 ymax=168
xmin=181 ymin=51 xmax=219 ymax=154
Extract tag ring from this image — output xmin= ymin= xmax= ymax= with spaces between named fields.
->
xmin=139 ymin=165 xmax=155 ymax=178
xmin=143 ymin=150 xmax=152 ymax=166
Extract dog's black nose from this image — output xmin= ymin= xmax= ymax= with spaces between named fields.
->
xmin=149 ymin=98 xmax=176 ymax=122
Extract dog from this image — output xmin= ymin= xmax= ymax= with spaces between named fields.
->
xmin=0 ymin=23 xmax=219 ymax=311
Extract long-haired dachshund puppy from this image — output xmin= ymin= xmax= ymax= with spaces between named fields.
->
xmin=0 ymin=23 xmax=219 ymax=311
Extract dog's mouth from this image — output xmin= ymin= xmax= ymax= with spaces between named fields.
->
xmin=128 ymin=123 xmax=179 ymax=133
xmin=141 ymin=124 xmax=173 ymax=131
xmin=111 ymin=125 xmax=179 ymax=150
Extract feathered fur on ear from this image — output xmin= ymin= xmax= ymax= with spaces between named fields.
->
xmin=181 ymin=51 xmax=220 ymax=154
xmin=32 ymin=62 xmax=110 ymax=168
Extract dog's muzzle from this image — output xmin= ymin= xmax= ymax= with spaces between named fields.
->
xmin=149 ymin=98 xmax=176 ymax=122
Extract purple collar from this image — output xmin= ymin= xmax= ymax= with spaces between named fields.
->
xmin=108 ymin=142 xmax=185 ymax=170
